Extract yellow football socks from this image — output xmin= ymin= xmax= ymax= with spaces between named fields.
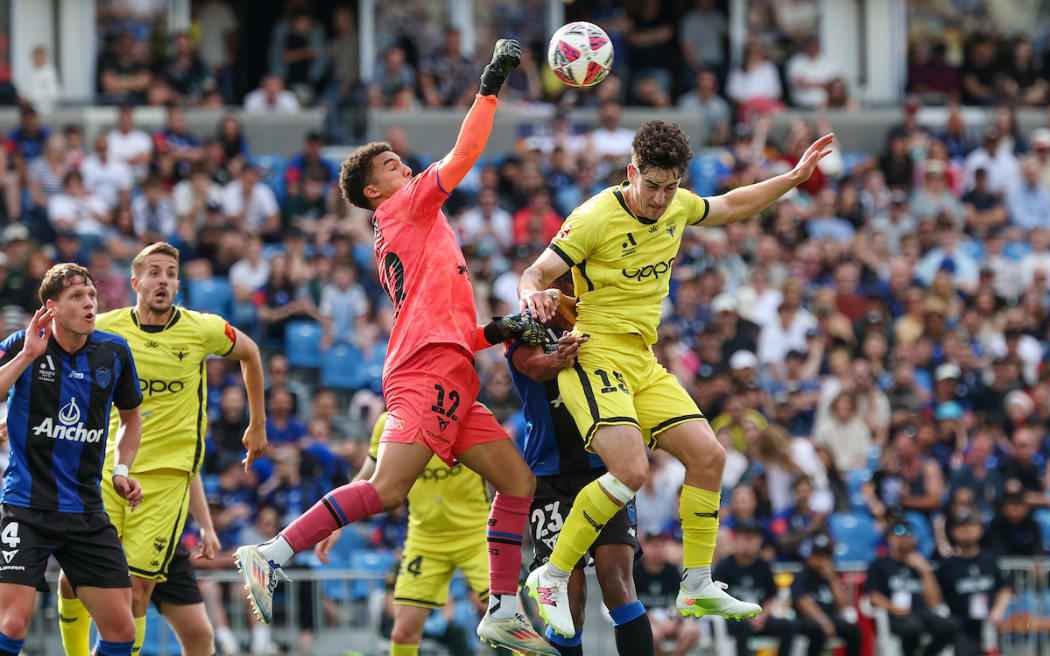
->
xmin=550 ymin=478 xmax=623 ymax=573
xmin=57 ymin=595 xmax=91 ymax=656
xmin=680 ymin=484 xmax=720 ymax=568
xmin=390 ymin=643 xmax=420 ymax=655
xmin=133 ymin=615 xmax=146 ymax=654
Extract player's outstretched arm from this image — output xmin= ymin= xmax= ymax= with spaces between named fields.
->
xmin=518 ymin=249 xmax=571 ymax=322
xmin=704 ymin=133 xmax=835 ymax=227
xmin=189 ymin=473 xmax=221 ymax=559
xmin=435 ymin=39 xmax=520 ymax=191
xmin=225 ymin=328 xmax=268 ymax=470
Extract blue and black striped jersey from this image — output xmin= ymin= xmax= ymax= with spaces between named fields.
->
xmin=0 ymin=330 xmax=142 ymax=512
xmin=507 ymin=329 xmax=604 ymax=477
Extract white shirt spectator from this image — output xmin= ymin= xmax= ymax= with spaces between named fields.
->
xmin=80 ymin=153 xmax=132 ymax=209
xmin=197 ymin=0 xmax=238 ymax=70
xmin=786 ymin=48 xmax=840 ymax=108
xmin=132 ymin=195 xmax=177 ymax=238
xmin=963 ymin=146 xmax=1020 ymax=195
xmin=727 ymin=62 xmax=782 ymax=104
xmin=22 ymin=63 xmax=61 ymax=115
xmin=108 ymin=128 xmax=153 ymax=179
xmin=492 ymin=269 xmax=521 ymax=310
xmin=635 ymin=453 xmax=685 ymax=537
xmin=222 ymin=180 xmax=279 ymax=232
xmin=244 ymin=88 xmax=301 ymax=113
xmin=320 ymin=283 xmax=370 ymax=342
xmin=588 ymin=126 xmax=634 ymax=160
xmin=173 ymin=178 xmax=224 ymax=225
xmin=458 ymin=205 xmax=513 ymax=251
xmin=48 ymin=193 xmax=108 ymax=236
xmin=757 ymin=307 xmax=816 ymax=365
xmin=229 ymin=257 xmax=270 ymax=294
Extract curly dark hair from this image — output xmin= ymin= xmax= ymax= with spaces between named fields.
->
xmin=339 ymin=141 xmax=393 ymax=209
xmin=631 ymin=121 xmax=693 ymax=176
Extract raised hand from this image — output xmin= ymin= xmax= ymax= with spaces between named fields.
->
xmin=479 ymin=38 xmax=522 ymax=96
xmin=22 ymin=307 xmax=53 ymax=359
xmin=790 ymin=133 xmax=835 ymax=185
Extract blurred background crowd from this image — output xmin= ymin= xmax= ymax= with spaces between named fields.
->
xmin=0 ymin=0 xmax=1049 ymax=654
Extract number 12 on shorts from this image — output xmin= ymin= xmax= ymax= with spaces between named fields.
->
xmin=432 ymin=384 xmax=461 ymax=421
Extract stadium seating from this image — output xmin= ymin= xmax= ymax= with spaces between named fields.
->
xmin=349 ymin=550 xmax=397 ymax=601
xmin=320 ymin=342 xmax=364 ymax=390
xmin=186 ymin=278 xmax=233 ymax=317
xmin=829 ymin=512 xmax=879 ymax=564
xmin=846 ymin=468 xmax=872 ymax=512
xmin=1034 ymin=508 xmax=1050 ymax=548
xmin=905 ymin=511 xmax=935 ymax=558
xmin=285 ymin=320 xmax=324 ymax=369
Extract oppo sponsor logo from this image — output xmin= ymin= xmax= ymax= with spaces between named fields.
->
xmin=621 ymin=256 xmax=675 ymax=281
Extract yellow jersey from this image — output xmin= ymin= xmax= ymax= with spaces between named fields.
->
xmin=549 ymin=183 xmax=710 ymax=345
xmin=97 ymin=307 xmax=237 ymax=475
xmin=370 ymin=413 xmax=489 ymax=545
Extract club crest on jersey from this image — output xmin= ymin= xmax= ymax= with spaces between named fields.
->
xmin=95 ymin=367 xmax=112 ymax=389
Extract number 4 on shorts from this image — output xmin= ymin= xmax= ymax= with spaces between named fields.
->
xmin=405 ymin=555 xmax=423 ymax=577
xmin=1 ymin=522 xmax=20 ymax=564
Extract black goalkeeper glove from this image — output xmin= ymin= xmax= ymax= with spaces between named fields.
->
xmin=479 ymin=39 xmax=521 ymax=96
xmin=483 ymin=313 xmax=546 ymax=346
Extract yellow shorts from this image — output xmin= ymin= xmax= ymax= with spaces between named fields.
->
xmin=102 ymin=469 xmax=191 ymax=582
xmin=393 ymin=536 xmax=488 ymax=609
xmin=556 ymin=332 xmax=704 ymax=448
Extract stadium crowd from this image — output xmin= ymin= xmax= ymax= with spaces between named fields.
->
xmin=0 ymin=0 xmax=1048 ymax=654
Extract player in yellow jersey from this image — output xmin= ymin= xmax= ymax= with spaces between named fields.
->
xmin=315 ymin=412 xmax=491 ymax=656
xmin=57 ymin=242 xmax=268 ymax=656
xmin=518 ymin=121 xmax=835 ymax=637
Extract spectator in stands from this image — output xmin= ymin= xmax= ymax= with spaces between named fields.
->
xmin=910 ymin=159 xmax=963 ymax=223
xmin=6 ymin=104 xmax=49 ymax=170
xmin=866 ymin=430 xmax=945 ymax=522
xmin=1007 ymin=156 xmax=1050 ymax=231
xmin=791 ymin=534 xmax=861 ymax=655
xmin=679 ymin=0 xmax=729 ymax=79
xmin=159 ymin=32 xmax=209 ymax=104
xmin=914 ymin=218 xmax=980 ymax=292
xmin=786 ymin=36 xmax=840 ymax=109
xmin=815 ymin=391 xmax=872 ymax=472
xmin=865 ymin=519 xmax=956 ymax=655
xmin=89 ymin=249 xmax=128 ymax=313
xmin=962 ymin=167 xmax=1007 ymax=231
xmin=633 ymin=532 xmax=701 ymax=656
xmin=773 ymin=474 xmax=827 ymax=560
xmin=108 ymin=103 xmax=153 ymax=180
xmin=28 ymin=132 xmax=70 ymax=211
xmin=320 ymin=264 xmax=369 ymax=347
xmin=880 ymin=133 xmax=915 ymax=192
xmin=174 ymin=162 xmax=224 ymax=229
xmin=256 ymin=252 xmax=323 ymax=346
xmin=264 ymin=389 xmax=308 ymax=447
xmin=726 ymin=41 xmax=783 ymax=120
xmin=937 ymin=510 xmax=1011 ymax=656
xmin=223 ymin=162 xmax=280 ymax=241
xmin=758 ymin=281 xmax=816 ymax=366
xmin=624 ymin=2 xmax=676 ymax=97
xmin=132 ymin=174 xmax=177 ymax=242
xmin=98 ymin=31 xmax=152 ymax=105
xmin=512 ymin=188 xmax=561 ymax=248
xmin=22 ymin=45 xmax=61 ymax=114
xmin=961 ymin=33 xmax=1001 ymax=106
xmin=154 ymin=103 xmax=202 ymax=179
xmin=244 ymin=74 xmax=301 ymax=113
xmin=48 ymin=170 xmax=108 ymax=238
xmin=677 ymin=69 xmax=731 ymax=146
xmin=950 ymin=431 xmax=1002 ymax=517
xmin=457 ymin=187 xmax=513 ymax=253
xmin=907 ymin=41 xmax=960 ymax=105
xmin=964 ymin=127 xmax=1020 ymax=195
xmin=80 ymin=132 xmax=131 ymax=210
xmin=1000 ymin=36 xmax=1046 ymax=106
xmin=587 ymin=100 xmax=634 ymax=162
xmin=999 ymin=426 xmax=1050 ymax=507
xmin=717 ymin=519 xmax=815 ymax=656
xmin=285 ymin=131 xmax=336 ymax=189
xmin=215 ymin=115 xmax=251 ymax=168
xmin=369 ymin=46 xmax=415 ymax=109
xmin=985 ymin=489 xmax=1043 ymax=556
xmin=419 ymin=26 xmax=476 ymax=109
xmin=269 ymin=9 xmax=326 ymax=101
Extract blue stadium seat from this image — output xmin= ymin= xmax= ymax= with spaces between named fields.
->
xmin=829 ymin=512 xmax=878 ymax=564
xmin=350 ymin=550 xmax=397 ymax=601
xmin=285 ymin=321 xmax=323 ymax=369
xmin=846 ymin=468 xmax=872 ymax=512
xmin=320 ymin=343 xmax=364 ymax=390
xmin=187 ymin=278 xmax=232 ymax=317
xmin=320 ymin=526 xmax=370 ymax=602
xmin=1033 ymin=508 xmax=1050 ymax=549
xmin=905 ymin=511 xmax=935 ymax=558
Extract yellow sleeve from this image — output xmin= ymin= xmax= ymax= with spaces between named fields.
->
xmin=368 ymin=412 xmax=387 ymax=460
xmin=549 ymin=205 xmax=602 ymax=266
xmin=684 ymin=190 xmax=711 ymax=226
xmin=199 ymin=312 xmax=237 ymax=356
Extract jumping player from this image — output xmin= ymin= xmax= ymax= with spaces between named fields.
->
xmin=57 ymin=242 xmax=268 ymax=656
xmin=316 ymin=412 xmax=490 ymax=656
xmin=234 ymin=39 xmax=557 ymax=655
xmin=519 ymin=122 xmax=834 ymax=637
xmin=0 ymin=264 xmax=144 ymax=656
xmin=509 ymin=274 xmax=655 ymax=656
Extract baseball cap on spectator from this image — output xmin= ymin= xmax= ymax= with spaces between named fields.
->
xmin=1005 ymin=390 xmax=1034 ymax=415
xmin=712 ymin=293 xmax=738 ymax=314
xmin=730 ymin=350 xmax=758 ymax=370
xmin=786 ymin=348 xmax=807 ymax=362
xmin=935 ymin=363 xmax=961 ymax=382
xmin=935 ymin=401 xmax=963 ymax=421
xmin=2 ymin=224 xmax=29 ymax=245
xmin=1032 ymin=128 xmax=1050 ymax=150
xmin=887 ymin=518 xmax=913 ymax=538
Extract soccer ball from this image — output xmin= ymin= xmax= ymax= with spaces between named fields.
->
xmin=547 ymin=22 xmax=614 ymax=88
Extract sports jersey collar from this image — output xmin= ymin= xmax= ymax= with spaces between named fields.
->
xmin=613 ymin=183 xmax=657 ymax=225
xmin=48 ymin=332 xmax=92 ymax=357
xmin=130 ymin=306 xmax=182 ymax=332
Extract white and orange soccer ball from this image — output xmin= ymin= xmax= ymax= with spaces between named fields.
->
xmin=547 ymin=22 xmax=614 ymax=88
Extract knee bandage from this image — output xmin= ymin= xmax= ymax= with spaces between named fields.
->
xmin=598 ymin=472 xmax=637 ymax=505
